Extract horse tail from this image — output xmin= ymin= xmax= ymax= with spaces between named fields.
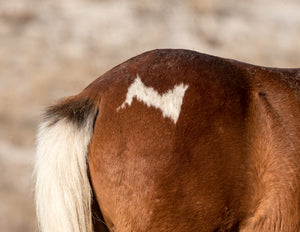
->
xmin=35 ymin=95 xmax=98 ymax=232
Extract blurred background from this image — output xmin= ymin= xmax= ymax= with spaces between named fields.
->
xmin=0 ymin=0 xmax=299 ymax=231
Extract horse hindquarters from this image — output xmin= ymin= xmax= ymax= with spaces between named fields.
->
xmin=35 ymin=96 xmax=98 ymax=232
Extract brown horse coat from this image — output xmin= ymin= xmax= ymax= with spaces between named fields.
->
xmin=35 ymin=49 xmax=300 ymax=232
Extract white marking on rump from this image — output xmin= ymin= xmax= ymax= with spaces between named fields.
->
xmin=35 ymin=115 xmax=95 ymax=232
xmin=117 ymin=75 xmax=189 ymax=123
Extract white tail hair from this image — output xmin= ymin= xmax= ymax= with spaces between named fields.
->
xmin=35 ymin=97 xmax=97 ymax=232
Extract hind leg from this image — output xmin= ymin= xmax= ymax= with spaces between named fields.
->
xmin=92 ymin=196 xmax=110 ymax=232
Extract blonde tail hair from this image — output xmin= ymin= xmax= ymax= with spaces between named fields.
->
xmin=35 ymin=96 xmax=98 ymax=232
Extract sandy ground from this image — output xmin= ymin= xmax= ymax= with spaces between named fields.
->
xmin=0 ymin=0 xmax=299 ymax=231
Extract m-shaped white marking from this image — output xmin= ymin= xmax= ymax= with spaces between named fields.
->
xmin=117 ymin=75 xmax=189 ymax=124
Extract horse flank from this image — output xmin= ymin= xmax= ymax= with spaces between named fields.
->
xmin=35 ymin=49 xmax=300 ymax=232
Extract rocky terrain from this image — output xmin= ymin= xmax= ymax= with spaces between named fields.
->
xmin=0 ymin=0 xmax=299 ymax=231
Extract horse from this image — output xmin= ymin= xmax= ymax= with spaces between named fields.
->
xmin=35 ymin=49 xmax=300 ymax=232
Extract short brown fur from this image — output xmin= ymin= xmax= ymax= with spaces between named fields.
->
xmin=46 ymin=49 xmax=300 ymax=231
